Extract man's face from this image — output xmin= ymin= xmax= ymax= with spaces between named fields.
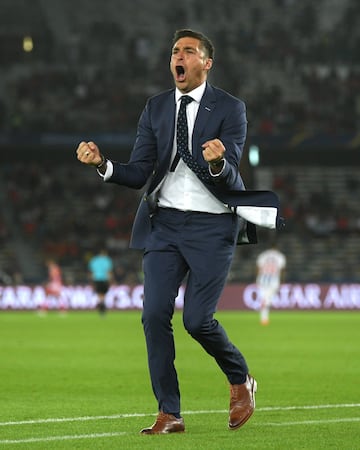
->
xmin=170 ymin=37 xmax=212 ymax=93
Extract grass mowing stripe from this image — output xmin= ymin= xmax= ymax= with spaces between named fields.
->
xmin=1 ymin=403 xmax=359 ymax=426
xmin=1 ymin=311 xmax=358 ymax=449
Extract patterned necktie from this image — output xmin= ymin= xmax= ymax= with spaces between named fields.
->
xmin=175 ymin=95 xmax=210 ymax=182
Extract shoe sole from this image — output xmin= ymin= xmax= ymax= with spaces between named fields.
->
xmin=141 ymin=429 xmax=185 ymax=435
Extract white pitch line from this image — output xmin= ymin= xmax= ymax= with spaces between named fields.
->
xmin=0 ymin=403 xmax=359 ymax=427
xmin=0 ymin=412 xmax=360 ymax=445
xmin=1 ymin=418 xmax=360 ymax=445
xmin=263 ymin=417 xmax=360 ymax=426
xmin=0 ymin=412 xmax=150 ymax=427
xmin=0 ymin=432 xmax=127 ymax=445
xmin=251 ymin=403 xmax=360 ymax=412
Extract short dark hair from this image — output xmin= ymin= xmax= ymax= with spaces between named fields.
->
xmin=172 ymin=29 xmax=215 ymax=60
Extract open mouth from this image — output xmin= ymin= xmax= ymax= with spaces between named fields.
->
xmin=175 ymin=65 xmax=185 ymax=82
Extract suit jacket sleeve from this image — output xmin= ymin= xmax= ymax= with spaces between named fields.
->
xmin=213 ymin=97 xmax=247 ymax=190
xmin=107 ymin=99 xmax=158 ymax=189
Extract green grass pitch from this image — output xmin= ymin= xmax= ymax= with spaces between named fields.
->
xmin=0 ymin=310 xmax=359 ymax=449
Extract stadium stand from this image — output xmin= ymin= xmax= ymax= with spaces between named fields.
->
xmin=0 ymin=0 xmax=359 ymax=285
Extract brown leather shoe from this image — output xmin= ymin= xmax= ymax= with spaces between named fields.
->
xmin=140 ymin=412 xmax=185 ymax=434
xmin=229 ymin=374 xmax=257 ymax=430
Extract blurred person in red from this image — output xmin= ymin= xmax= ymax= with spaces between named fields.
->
xmin=40 ymin=258 xmax=66 ymax=315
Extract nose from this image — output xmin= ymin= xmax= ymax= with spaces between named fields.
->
xmin=174 ymin=51 xmax=184 ymax=61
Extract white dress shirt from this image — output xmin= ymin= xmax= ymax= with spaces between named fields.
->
xmin=101 ymin=81 xmax=230 ymax=215
xmin=157 ymin=83 xmax=230 ymax=214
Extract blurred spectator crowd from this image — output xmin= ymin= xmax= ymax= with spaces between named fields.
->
xmin=1 ymin=0 xmax=360 ymax=285
xmin=0 ymin=0 xmax=359 ymax=136
xmin=0 ymin=163 xmax=143 ymax=285
xmin=1 ymin=162 xmax=360 ymax=285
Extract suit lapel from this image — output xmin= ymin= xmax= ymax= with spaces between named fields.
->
xmin=165 ymin=90 xmax=176 ymax=154
xmin=192 ymin=83 xmax=216 ymax=160
xmin=148 ymin=90 xmax=176 ymax=194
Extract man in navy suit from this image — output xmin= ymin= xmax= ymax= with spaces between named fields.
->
xmin=77 ymin=29 xmax=279 ymax=434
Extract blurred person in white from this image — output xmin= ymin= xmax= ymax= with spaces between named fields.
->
xmin=256 ymin=243 xmax=286 ymax=325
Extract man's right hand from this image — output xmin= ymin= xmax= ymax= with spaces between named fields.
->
xmin=76 ymin=141 xmax=103 ymax=166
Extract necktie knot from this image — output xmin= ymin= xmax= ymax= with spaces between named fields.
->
xmin=180 ymin=95 xmax=193 ymax=107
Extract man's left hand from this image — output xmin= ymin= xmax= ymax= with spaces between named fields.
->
xmin=202 ymin=139 xmax=225 ymax=163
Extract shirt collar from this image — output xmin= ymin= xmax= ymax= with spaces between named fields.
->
xmin=175 ymin=82 xmax=207 ymax=104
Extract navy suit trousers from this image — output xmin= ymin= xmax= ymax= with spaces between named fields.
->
xmin=141 ymin=208 xmax=249 ymax=415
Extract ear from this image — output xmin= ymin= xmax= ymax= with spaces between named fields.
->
xmin=204 ymin=58 xmax=213 ymax=70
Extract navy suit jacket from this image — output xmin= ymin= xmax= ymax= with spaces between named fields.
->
xmin=107 ymin=83 xmax=280 ymax=249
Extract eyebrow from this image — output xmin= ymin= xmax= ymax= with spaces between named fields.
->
xmin=172 ymin=45 xmax=198 ymax=52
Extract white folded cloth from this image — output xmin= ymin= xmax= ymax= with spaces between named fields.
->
xmin=226 ymin=205 xmax=278 ymax=229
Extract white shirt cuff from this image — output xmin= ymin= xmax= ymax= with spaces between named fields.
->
xmin=208 ymin=159 xmax=226 ymax=177
xmin=97 ymin=160 xmax=113 ymax=180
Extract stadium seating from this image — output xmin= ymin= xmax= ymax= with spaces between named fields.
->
xmin=0 ymin=0 xmax=359 ymax=285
